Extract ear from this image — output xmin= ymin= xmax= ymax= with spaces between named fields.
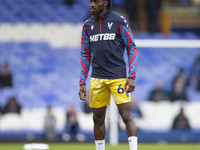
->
xmin=104 ymin=0 xmax=108 ymax=7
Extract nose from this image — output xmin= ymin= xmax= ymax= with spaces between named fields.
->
xmin=90 ymin=1 xmax=95 ymax=7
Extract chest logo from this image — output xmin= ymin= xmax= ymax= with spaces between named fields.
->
xmin=91 ymin=25 xmax=94 ymax=30
xmin=90 ymin=33 xmax=116 ymax=42
xmin=107 ymin=22 xmax=113 ymax=30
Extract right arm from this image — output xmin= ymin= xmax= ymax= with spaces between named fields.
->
xmin=79 ymin=26 xmax=91 ymax=100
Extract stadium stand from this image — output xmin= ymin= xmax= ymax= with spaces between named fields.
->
xmin=0 ymin=0 xmax=200 ymax=143
xmin=0 ymin=0 xmax=89 ymax=23
xmin=0 ymin=39 xmax=200 ymax=131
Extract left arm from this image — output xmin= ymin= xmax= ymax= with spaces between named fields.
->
xmin=120 ymin=24 xmax=137 ymax=92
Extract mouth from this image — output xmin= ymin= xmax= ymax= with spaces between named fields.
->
xmin=90 ymin=8 xmax=96 ymax=13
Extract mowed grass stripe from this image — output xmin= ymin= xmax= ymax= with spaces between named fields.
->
xmin=0 ymin=143 xmax=200 ymax=150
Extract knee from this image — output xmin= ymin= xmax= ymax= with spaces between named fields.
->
xmin=121 ymin=112 xmax=133 ymax=124
xmin=93 ymin=114 xmax=105 ymax=126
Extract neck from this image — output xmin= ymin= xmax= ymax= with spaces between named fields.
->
xmin=95 ymin=8 xmax=107 ymax=20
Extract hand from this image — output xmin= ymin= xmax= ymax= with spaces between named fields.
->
xmin=79 ymin=85 xmax=87 ymax=101
xmin=125 ymin=79 xmax=135 ymax=93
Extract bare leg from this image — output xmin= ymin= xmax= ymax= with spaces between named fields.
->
xmin=117 ymin=102 xmax=137 ymax=137
xmin=93 ymin=106 xmax=107 ymax=140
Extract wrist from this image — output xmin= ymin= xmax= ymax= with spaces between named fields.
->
xmin=128 ymin=77 xmax=135 ymax=80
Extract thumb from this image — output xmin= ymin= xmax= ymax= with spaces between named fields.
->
xmin=84 ymin=90 xmax=86 ymax=97
xmin=82 ymin=89 xmax=87 ymax=100
xmin=125 ymin=80 xmax=128 ymax=92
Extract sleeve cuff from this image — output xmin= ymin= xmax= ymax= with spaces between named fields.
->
xmin=128 ymin=76 xmax=135 ymax=80
xmin=79 ymin=83 xmax=86 ymax=86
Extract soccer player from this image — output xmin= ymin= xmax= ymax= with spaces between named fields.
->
xmin=79 ymin=0 xmax=137 ymax=150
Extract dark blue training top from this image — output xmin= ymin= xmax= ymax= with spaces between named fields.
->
xmin=80 ymin=10 xmax=137 ymax=85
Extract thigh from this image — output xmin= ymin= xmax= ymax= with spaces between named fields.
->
xmin=109 ymin=78 xmax=131 ymax=104
xmin=117 ymin=102 xmax=132 ymax=115
xmin=89 ymin=78 xmax=111 ymax=108
xmin=117 ymin=102 xmax=133 ymax=122
xmin=92 ymin=106 xmax=107 ymax=121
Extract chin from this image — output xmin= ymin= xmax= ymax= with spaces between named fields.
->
xmin=91 ymin=12 xmax=96 ymax=15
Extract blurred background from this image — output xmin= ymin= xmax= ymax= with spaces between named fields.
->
xmin=0 ymin=0 xmax=200 ymax=144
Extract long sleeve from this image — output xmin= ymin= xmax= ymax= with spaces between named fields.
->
xmin=79 ymin=27 xmax=91 ymax=85
xmin=120 ymin=25 xmax=137 ymax=80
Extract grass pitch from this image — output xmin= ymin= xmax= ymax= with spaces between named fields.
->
xmin=0 ymin=143 xmax=200 ymax=150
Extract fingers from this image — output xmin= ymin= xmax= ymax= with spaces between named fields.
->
xmin=79 ymin=92 xmax=86 ymax=100
xmin=125 ymin=81 xmax=133 ymax=93
xmin=125 ymin=79 xmax=136 ymax=93
xmin=82 ymin=90 xmax=87 ymax=100
xmin=126 ymin=85 xmax=135 ymax=93
xmin=79 ymin=90 xmax=87 ymax=101
xmin=79 ymin=85 xmax=87 ymax=101
xmin=125 ymin=81 xmax=128 ymax=92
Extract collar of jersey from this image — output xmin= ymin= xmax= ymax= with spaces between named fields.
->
xmin=94 ymin=10 xmax=111 ymax=21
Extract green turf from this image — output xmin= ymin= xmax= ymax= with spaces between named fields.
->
xmin=0 ymin=143 xmax=200 ymax=150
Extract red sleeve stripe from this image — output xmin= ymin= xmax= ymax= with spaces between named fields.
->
xmin=120 ymin=25 xmax=123 ymax=36
xmin=84 ymin=28 xmax=89 ymax=37
xmin=129 ymin=46 xmax=137 ymax=66
xmin=85 ymin=56 xmax=91 ymax=64
xmin=79 ymin=79 xmax=85 ymax=85
xmin=129 ymin=65 xmax=133 ymax=72
xmin=81 ymin=52 xmax=91 ymax=64
xmin=127 ymin=48 xmax=130 ymax=56
xmin=129 ymin=72 xmax=136 ymax=79
xmin=125 ymin=28 xmax=133 ymax=51
xmin=81 ymin=36 xmax=91 ymax=57
xmin=80 ymin=59 xmax=88 ymax=79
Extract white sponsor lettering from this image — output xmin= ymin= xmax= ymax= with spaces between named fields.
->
xmin=90 ymin=33 xmax=116 ymax=42
xmin=99 ymin=34 xmax=104 ymax=40
xmin=109 ymin=33 xmax=115 ymax=40
xmin=94 ymin=35 xmax=98 ymax=41
xmin=104 ymin=33 xmax=109 ymax=40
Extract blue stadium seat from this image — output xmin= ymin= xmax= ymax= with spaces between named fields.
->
xmin=0 ymin=0 xmax=89 ymax=23
xmin=0 ymin=39 xmax=199 ymax=109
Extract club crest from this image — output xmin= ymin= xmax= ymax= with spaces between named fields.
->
xmin=91 ymin=25 xmax=94 ymax=30
xmin=107 ymin=22 xmax=113 ymax=30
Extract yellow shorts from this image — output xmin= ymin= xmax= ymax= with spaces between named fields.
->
xmin=89 ymin=77 xmax=131 ymax=108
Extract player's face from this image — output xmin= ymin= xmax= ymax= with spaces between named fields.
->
xmin=90 ymin=0 xmax=107 ymax=16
